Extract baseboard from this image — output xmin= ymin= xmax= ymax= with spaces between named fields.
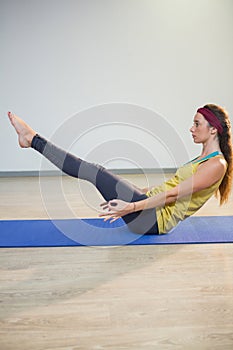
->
xmin=0 ymin=168 xmax=176 ymax=177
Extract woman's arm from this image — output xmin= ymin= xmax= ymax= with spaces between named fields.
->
xmin=100 ymin=157 xmax=226 ymax=221
xmin=136 ymin=157 xmax=226 ymax=210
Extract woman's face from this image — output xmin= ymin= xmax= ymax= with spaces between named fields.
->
xmin=190 ymin=113 xmax=212 ymax=143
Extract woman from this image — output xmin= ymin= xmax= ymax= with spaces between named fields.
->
xmin=8 ymin=104 xmax=232 ymax=235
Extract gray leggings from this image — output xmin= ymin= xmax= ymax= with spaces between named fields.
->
xmin=31 ymin=134 xmax=159 ymax=234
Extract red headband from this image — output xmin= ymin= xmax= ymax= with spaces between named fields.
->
xmin=197 ymin=107 xmax=223 ymax=135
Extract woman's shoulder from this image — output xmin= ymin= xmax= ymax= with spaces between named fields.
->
xmin=198 ymin=155 xmax=227 ymax=175
xmin=191 ymin=155 xmax=227 ymax=189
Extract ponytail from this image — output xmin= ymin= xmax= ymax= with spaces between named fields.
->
xmin=204 ymin=104 xmax=233 ymax=204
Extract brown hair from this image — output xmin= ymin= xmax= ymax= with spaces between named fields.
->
xmin=204 ymin=104 xmax=233 ymax=204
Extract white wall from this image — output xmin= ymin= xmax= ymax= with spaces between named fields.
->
xmin=1 ymin=0 xmax=233 ymax=172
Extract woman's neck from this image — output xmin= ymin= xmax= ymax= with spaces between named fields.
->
xmin=200 ymin=139 xmax=221 ymax=158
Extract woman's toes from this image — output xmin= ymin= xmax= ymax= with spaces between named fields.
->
xmin=8 ymin=112 xmax=36 ymax=148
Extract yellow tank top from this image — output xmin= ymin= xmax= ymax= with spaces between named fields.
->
xmin=146 ymin=152 xmax=226 ymax=234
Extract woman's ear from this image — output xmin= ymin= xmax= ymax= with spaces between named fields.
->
xmin=210 ymin=126 xmax=218 ymax=135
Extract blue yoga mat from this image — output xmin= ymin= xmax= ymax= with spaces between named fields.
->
xmin=0 ymin=216 xmax=232 ymax=247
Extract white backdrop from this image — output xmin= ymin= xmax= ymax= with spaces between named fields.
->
xmin=1 ymin=0 xmax=233 ymax=172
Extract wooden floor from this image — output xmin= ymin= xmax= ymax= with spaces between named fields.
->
xmin=0 ymin=174 xmax=233 ymax=350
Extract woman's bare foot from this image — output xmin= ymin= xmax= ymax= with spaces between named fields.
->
xmin=8 ymin=112 xmax=37 ymax=148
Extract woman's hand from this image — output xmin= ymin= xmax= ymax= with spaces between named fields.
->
xmin=99 ymin=199 xmax=135 ymax=223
